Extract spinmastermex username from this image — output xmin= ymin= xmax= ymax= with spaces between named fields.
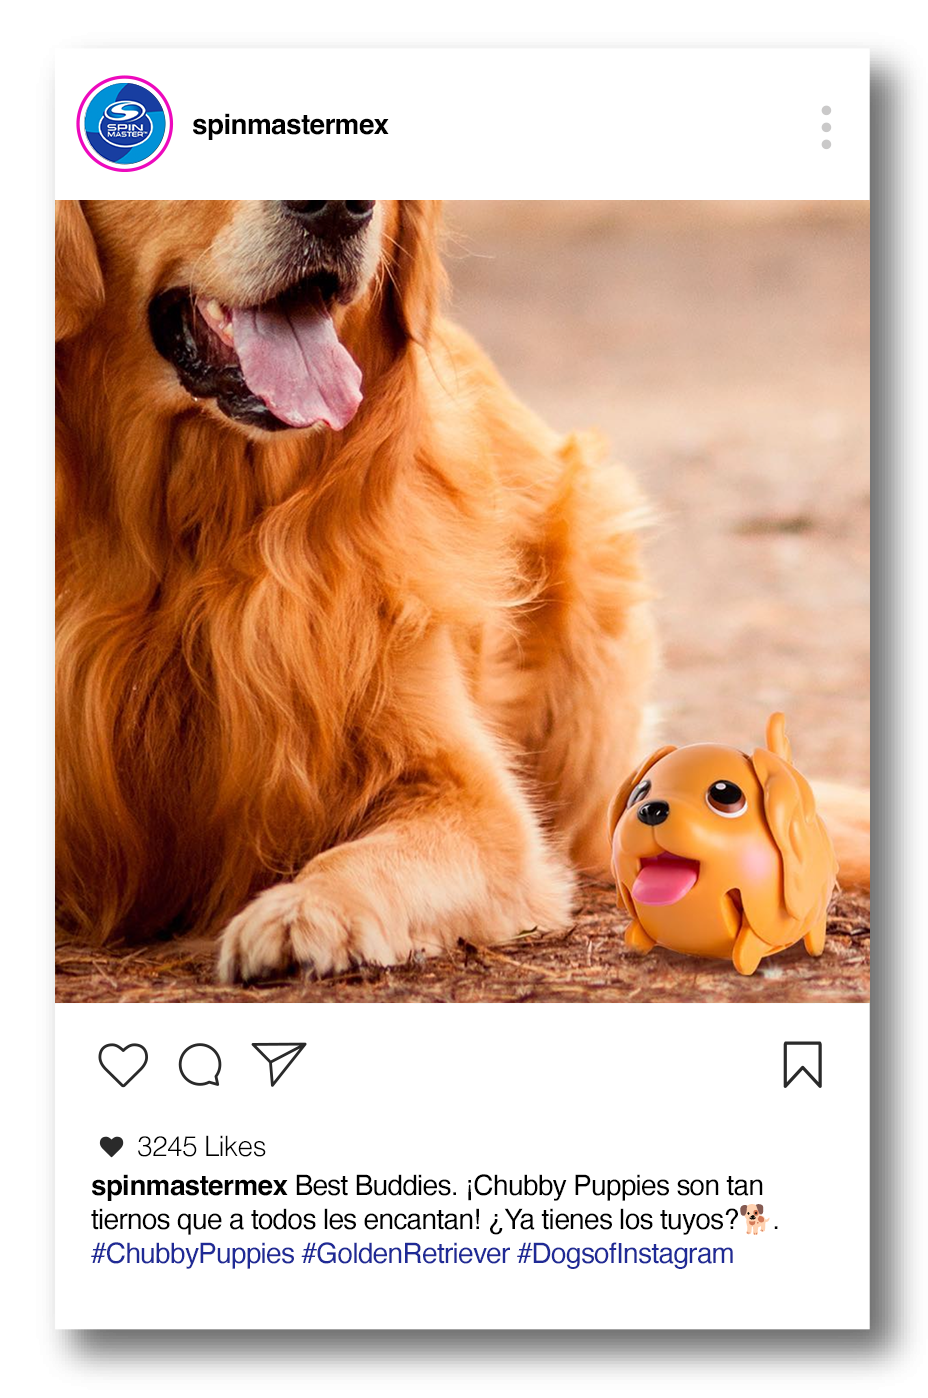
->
xmin=192 ymin=115 xmax=389 ymax=140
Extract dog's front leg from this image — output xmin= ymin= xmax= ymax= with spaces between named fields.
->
xmin=217 ymin=780 xmax=572 ymax=984
xmin=217 ymin=649 xmax=574 ymax=983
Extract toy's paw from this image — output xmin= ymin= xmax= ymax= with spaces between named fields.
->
xmin=803 ymin=921 xmax=827 ymax=957
xmin=216 ymin=879 xmax=407 ymax=984
xmin=625 ymin=921 xmax=656 ymax=955
xmin=732 ymin=925 xmax=767 ymax=976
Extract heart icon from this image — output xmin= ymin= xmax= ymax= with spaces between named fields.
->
xmin=100 ymin=1136 xmax=123 ymax=1157
xmin=98 ymin=1043 xmax=148 ymax=1087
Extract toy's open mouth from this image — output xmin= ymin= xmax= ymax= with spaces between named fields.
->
xmin=632 ymin=853 xmax=700 ymax=906
xmin=149 ymin=272 xmax=363 ymax=432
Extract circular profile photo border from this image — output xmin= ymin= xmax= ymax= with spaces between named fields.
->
xmin=76 ymin=75 xmax=174 ymax=172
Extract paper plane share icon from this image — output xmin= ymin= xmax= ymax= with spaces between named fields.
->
xmin=252 ymin=1042 xmax=306 ymax=1086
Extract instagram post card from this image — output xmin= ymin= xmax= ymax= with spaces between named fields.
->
xmin=54 ymin=47 xmax=870 ymax=1330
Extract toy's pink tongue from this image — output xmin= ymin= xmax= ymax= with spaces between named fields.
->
xmin=632 ymin=855 xmax=699 ymax=906
xmin=231 ymin=290 xmax=362 ymax=430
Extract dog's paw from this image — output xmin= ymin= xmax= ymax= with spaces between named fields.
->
xmin=216 ymin=879 xmax=411 ymax=984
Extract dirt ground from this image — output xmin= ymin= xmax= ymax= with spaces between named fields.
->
xmin=56 ymin=201 xmax=869 ymax=1004
xmin=56 ymin=888 xmax=868 ymax=1004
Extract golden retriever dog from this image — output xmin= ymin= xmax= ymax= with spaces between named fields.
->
xmin=56 ymin=199 xmax=656 ymax=982
xmin=55 ymin=200 xmax=867 ymax=985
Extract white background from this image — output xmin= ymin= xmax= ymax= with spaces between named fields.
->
xmin=55 ymin=48 xmax=868 ymax=199
xmin=56 ymin=1004 xmax=868 ymax=1330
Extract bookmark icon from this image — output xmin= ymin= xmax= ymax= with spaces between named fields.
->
xmin=783 ymin=1041 xmax=823 ymax=1088
xmin=252 ymin=1042 xmax=306 ymax=1086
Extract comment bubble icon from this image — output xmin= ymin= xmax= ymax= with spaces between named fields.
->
xmin=179 ymin=1043 xmax=222 ymax=1086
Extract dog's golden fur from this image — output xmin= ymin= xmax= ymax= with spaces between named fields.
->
xmin=56 ymin=199 xmax=656 ymax=981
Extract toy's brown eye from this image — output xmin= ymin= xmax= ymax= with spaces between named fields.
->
xmin=706 ymin=780 xmax=747 ymax=817
xmin=626 ymin=778 xmax=651 ymax=810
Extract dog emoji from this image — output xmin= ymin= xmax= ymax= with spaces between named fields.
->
xmin=740 ymin=1203 xmax=769 ymax=1235
xmin=608 ymin=713 xmax=838 ymax=975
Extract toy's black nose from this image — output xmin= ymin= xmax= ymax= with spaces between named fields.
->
xmin=280 ymin=200 xmax=375 ymax=237
xmin=637 ymin=800 xmax=670 ymax=826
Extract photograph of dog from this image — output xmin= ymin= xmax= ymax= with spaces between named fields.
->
xmin=55 ymin=200 xmax=869 ymax=998
xmin=740 ymin=1204 xmax=770 ymax=1236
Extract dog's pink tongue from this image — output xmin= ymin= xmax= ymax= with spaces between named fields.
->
xmin=632 ymin=857 xmax=699 ymax=906
xmin=231 ymin=290 xmax=362 ymax=430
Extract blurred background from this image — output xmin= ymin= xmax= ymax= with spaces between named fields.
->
xmin=445 ymin=201 xmax=869 ymax=785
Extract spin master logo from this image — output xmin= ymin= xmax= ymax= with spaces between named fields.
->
xmin=77 ymin=76 xmax=173 ymax=170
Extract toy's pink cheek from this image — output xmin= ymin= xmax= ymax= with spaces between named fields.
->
xmin=743 ymin=844 xmax=777 ymax=880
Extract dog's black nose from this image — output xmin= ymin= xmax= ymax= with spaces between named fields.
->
xmin=281 ymin=201 xmax=375 ymax=237
xmin=637 ymin=800 xmax=670 ymax=826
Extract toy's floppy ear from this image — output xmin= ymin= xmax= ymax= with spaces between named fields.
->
xmin=56 ymin=200 xmax=104 ymax=342
xmin=751 ymin=745 xmax=834 ymax=920
xmin=740 ymin=1205 xmax=747 ymax=1216
xmin=607 ymin=746 xmax=676 ymax=839
xmin=765 ymin=711 xmax=793 ymax=762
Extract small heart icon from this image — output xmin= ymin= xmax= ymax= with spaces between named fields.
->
xmin=98 ymin=1043 xmax=148 ymax=1087
xmin=100 ymin=1136 xmax=123 ymax=1157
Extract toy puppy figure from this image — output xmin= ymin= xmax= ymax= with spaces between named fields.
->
xmin=608 ymin=714 xmax=838 ymax=975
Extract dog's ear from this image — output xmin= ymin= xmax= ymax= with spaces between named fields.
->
xmin=764 ymin=711 xmax=793 ymax=762
xmin=740 ymin=1205 xmax=747 ymax=1216
xmin=751 ymin=743 xmax=836 ymax=921
xmin=607 ymin=746 xmax=677 ymax=839
xmin=757 ymin=1203 xmax=763 ymax=1213
xmin=387 ymin=200 xmax=446 ymax=346
xmin=56 ymin=200 xmax=104 ymax=342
